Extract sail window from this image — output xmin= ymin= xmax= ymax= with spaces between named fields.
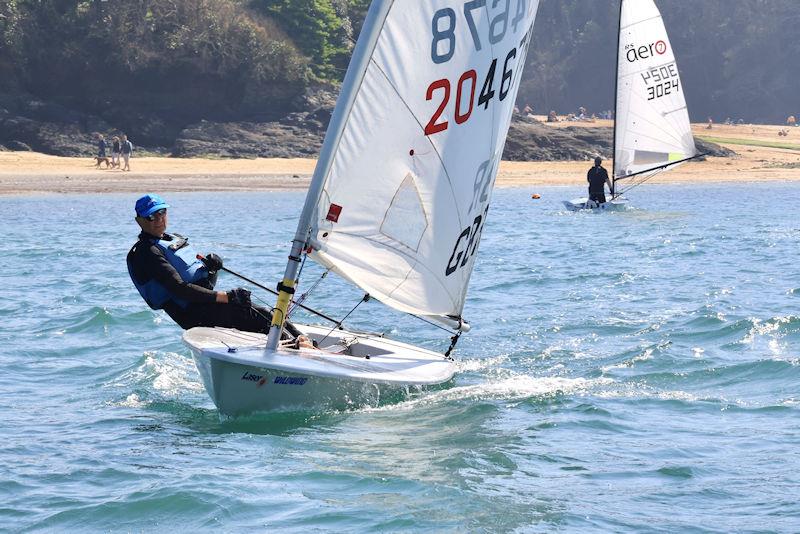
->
xmin=380 ymin=173 xmax=428 ymax=252
xmin=633 ymin=150 xmax=670 ymax=166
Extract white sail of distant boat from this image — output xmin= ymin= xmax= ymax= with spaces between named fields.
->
xmin=564 ymin=0 xmax=698 ymax=211
xmin=184 ymin=0 xmax=541 ymax=415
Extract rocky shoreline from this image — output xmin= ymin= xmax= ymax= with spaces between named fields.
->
xmin=0 ymin=90 xmax=733 ymax=161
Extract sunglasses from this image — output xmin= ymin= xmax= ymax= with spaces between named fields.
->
xmin=143 ymin=208 xmax=167 ymax=221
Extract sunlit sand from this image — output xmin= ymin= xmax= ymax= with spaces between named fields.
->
xmin=1 ymin=122 xmax=798 ymax=195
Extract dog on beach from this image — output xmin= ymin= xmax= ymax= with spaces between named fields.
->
xmin=94 ymin=156 xmax=112 ymax=168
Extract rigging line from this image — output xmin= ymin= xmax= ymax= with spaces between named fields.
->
xmin=614 ymin=170 xmax=663 ymax=196
xmin=318 ymin=294 xmax=371 ymax=345
xmin=198 ymin=256 xmax=341 ymax=325
xmin=614 ymin=153 xmax=706 ymax=183
xmin=615 ymin=158 xmax=696 ymax=195
xmin=303 ymin=6 xmax=395 ymax=232
xmin=286 ymin=252 xmax=309 ymax=317
xmin=619 ymin=121 xmax=687 ymax=148
xmin=619 ymin=157 xmax=705 ymax=190
xmin=611 ymin=0 xmax=622 ymax=194
xmin=365 ymin=54 xmax=463 ymax=232
xmin=406 ymin=312 xmax=457 ymax=333
xmin=292 ymin=268 xmax=329 ymax=309
xmin=660 ymin=105 xmax=689 ymax=118
xmin=623 ymin=104 xmax=690 ymax=145
xmin=325 ymin=229 xmax=430 ymax=305
xmin=325 ymin=230 xmax=462 ymax=312
xmin=288 ymin=267 xmax=331 ymax=319
xmin=294 ymin=251 xmax=308 ymax=285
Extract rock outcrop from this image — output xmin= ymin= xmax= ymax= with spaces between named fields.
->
xmin=0 ymin=90 xmax=734 ymax=161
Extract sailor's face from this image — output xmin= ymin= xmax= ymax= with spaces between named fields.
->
xmin=137 ymin=209 xmax=168 ymax=236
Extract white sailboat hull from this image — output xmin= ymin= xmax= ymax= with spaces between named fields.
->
xmin=183 ymin=325 xmax=455 ymax=415
xmin=562 ymin=197 xmax=629 ymax=211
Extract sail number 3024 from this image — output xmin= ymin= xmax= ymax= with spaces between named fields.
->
xmin=641 ymin=62 xmax=680 ymax=101
xmin=424 ymin=0 xmax=531 ymax=136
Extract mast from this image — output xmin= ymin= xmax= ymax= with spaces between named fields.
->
xmin=610 ymin=0 xmax=623 ymax=197
xmin=265 ymin=0 xmax=394 ymax=351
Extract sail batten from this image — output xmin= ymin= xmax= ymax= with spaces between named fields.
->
xmin=304 ymin=0 xmax=539 ymax=321
xmin=614 ymin=0 xmax=696 ymax=181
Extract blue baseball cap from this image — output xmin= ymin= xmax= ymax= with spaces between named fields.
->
xmin=135 ymin=193 xmax=170 ymax=217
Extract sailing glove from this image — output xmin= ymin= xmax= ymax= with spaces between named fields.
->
xmin=227 ymin=288 xmax=251 ymax=308
xmin=202 ymin=253 xmax=223 ymax=272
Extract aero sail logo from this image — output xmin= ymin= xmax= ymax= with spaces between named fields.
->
xmin=625 ymin=40 xmax=667 ymax=62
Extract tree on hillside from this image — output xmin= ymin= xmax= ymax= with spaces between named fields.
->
xmin=252 ymin=0 xmax=351 ymax=79
xmin=6 ymin=0 xmax=310 ymax=135
xmin=520 ymin=0 xmax=617 ymax=116
xmin=518 ymin=0 xmax=799 ymax=123
xmin=0 ymin=0 xmax=22 ymax=89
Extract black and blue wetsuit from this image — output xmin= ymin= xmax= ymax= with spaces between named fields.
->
xmin=127 ymin=231 xmax=300 ymax=336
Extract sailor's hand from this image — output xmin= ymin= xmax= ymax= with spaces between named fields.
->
xmin=202 ymin=253 xmax=223 ymax=272
xmin=226 ymin=287 xmax=251 ymax=308
xmin=280 ymin=335 xmax=315 ymax=350
xmin=296 ymin=335 xmax=314 ymax=349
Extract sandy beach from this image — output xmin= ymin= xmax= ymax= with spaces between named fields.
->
xmin=1 ymin=121 xmax=798 ymax=195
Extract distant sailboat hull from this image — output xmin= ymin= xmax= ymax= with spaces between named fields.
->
xmin=562 ymin=197 xmax=628 ymax=211
xmin=184 ymin=325 xmax=455 ymax=415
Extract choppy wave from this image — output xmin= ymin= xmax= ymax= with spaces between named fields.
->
xmin=3 ymin=186 xmax=800 ymax=531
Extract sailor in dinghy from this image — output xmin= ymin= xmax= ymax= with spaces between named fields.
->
xmin=127 ymin=193 xmax=303 ymax=339
xmin=563 ymin=0 xmax=700 ymax=212
xmin=585 ymin=156 xmax=613 ymax=208
xmin=182 ymin=0 xmax=541 ymax=415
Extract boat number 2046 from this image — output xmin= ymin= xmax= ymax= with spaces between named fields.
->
xmin=641 ymin=62 xmax=680 ymax=101
xmin=424 ymin=0 xmax=533 ymax=136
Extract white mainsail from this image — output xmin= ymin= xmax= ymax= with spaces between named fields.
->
xmin=304 ymin=0 xmax=540 ymax=324
xmin=614 ymin=0 xmax=696 ymax=183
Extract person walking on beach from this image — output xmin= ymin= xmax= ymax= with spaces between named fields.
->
xmin=111 ymin=136 xmax=121 ymax=169
xmin=121 ymin=134 xmax=133 ymax=171
xmin=127 ymin=193 xmax=302 ymax=338
xmin=95 ymin=134 xmax=108 ymax=168
xmin=587 ymin=156 xmax=612 ymax=204
xmin=97 ymin=134 xmax=107 ymax=158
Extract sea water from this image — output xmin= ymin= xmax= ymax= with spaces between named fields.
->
xmin=1 ymin=183 xmax=798 ymax=532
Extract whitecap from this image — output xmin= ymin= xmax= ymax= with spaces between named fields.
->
xmin=363 ymin=375 xmax=613 ymax=413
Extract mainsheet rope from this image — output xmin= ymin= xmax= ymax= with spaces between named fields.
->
xmin=281 ymin=253 xmax=463 ymax=355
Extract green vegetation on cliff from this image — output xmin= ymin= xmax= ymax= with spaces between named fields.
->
xmin=522 ymin=0 xmax=800 ymax=124
xmin=1 ymin=0 xmax=797 ymax=149
xmin=0 ymin=0 xmax=363 ymax=144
